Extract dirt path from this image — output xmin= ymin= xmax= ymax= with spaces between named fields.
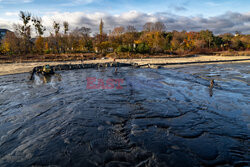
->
xmin=0 ymin=55 xmax=249 ymax=76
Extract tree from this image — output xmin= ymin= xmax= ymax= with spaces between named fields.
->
xmin=53 ymin=21 xmax=60 ymax=36
xmin=213 ymin=36 xmax=223 ymax=49
xmin=32 ymin=16 xmax=46 ymax=54
xmin=112 ymin=26 xmax=125 ymax=36
xmin=32 ymin=16 xmax=46 ymax=37
xmin=194 ymin=40 xmax=206 ymax=50
xmin=1 ymin=31 xmax=20 ymax=55
xmin=127 ymin=25 xmax=137 ymax=33
xmin=63 ymin=21 xmax=69 ymax=35
xmin=99 ymin=19 xmax=104 ymax=36
xmin=143 ymin=22 xmax=154 ymax=32
xmin=199 ymin=30 xmax=214 ymax=48
xmin=67 ymin=27 xmax=93 ymax=52
xmin=136 ymin=43 xmax=150 ymax=53
xmin=170 ymin=31 xmax=187 ymax=51
xmin=143 ymin=22 xmax=166 ymax=32
xmin=231 ymin=37 xmax=245 ymax=50
xmin=75 ymin=27 xmax=91 ymax=37
xmin=220 ymin=33 xmax=234 ymax=50
xmin=154 ymin=21 xmax=166 ymax=32
xmin=15 ymin=11 xmax=32 ymax=53
xmin=51 ymin=21 xmax=61 ymax=53
xmin=78 ymin=27 xmax=92 ymax=51
xmin=34 ymin=37 xmax=44 ymax=54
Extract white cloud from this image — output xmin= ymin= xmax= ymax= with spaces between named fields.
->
xmin=61 ymin=0 xmax=99 ymax=6
xmin=0 ymin=0 xmax=33 ymax=4
xmin=5 ymin=12 xmax=19 ymax=16
xmin=1 ymin=11 xmax=250 ymax=35
xmin=205 ymin=2 xmax=221 ymax=7
xmin=41 ymin=11 xmax=250 ymax=34
xmin=0 ymin=19 xmax=12 ymax=29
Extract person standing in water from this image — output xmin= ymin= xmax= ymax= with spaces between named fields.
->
xmin=209 ymin=79 xmax=214 ymax=97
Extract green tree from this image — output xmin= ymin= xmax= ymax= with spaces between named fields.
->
xmin=136 ymin=43 xmax=150 ymax=53
xmin=199 ymin=30 xmax=214 ymax=48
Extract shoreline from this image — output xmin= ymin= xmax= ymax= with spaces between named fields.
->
xmin=0 ymin=55 xmax=249 ymax=76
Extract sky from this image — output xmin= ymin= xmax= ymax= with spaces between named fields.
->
xmin=0 ymin=0 xmax=250 ymax=34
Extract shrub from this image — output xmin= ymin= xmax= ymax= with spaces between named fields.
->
xmin=136 ymin=43 xmax=150 ymax=53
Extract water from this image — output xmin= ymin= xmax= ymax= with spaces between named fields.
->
xmin=0 ymin=63 xmax=249 ymax=166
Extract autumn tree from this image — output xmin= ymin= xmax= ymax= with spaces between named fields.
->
xmin=170 ymin=31 xmax=187 ymax=51
xmin=199 ymin=30 xmax=214 ymax=48
xmin=121 ymin=25 xmax=138 ymax=49
xmin=32 ymin=16 xmax=46 ymax=54
xmin=77 ymin=27 xmax=92 ymax=51
xmin=32 ymin=16 xmax=46 ymax=36
xmin=15 ymin=11 xmax=32 ymax=54
xmin=143 ymin=22 xmax=154 ymax=32
xmin=112 ymin=26 xmax=125 ymax=36
xmin=239 ymin=35 xmax=250 ymax=50
xmin=99 ymin=19 xmax=104 ymax=36
xmin=63 ymin=21 xmax=69 ymax=35
xmin=143 ymin=22 xmax=166 ymax=32
xmin=127 ymin=25 xmax=137 ymax=33
xmin=154 ymin=22 xmax=166 ymax=32
xmin=50 ymin=21 xmax=62 ymax=53
xmin=220 ymin=33 xmax=234 ymax=50
xmin=53 ymin=21 xmax=60 ymax=36
xmin=69 ymin=27 xmax=93 ymax=52
xmin=1 ymin=31 xmax=20 ymax=55
xmin=231 ymin=36 xmax=245 ymax=50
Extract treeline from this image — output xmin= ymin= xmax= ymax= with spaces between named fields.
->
xmin=0 ymin=11 xmax=249 ymax=56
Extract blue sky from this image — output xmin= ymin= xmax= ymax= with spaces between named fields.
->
xmin=0 ymin=0 xmax=250 ymax=34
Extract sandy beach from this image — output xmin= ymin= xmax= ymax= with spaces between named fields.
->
xmin=0 ymin=55 xmax=249 ymax=76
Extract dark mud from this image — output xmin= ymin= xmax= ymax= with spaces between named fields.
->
xmin=0 ymin=63 xmax=249 ymax=166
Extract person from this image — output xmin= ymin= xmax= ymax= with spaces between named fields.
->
xmin=30 ymin=68 xmax=36 ymax=80
xmin=210 ymin=79 xmax=214 ymax=88
xmin=209 ymin=79 xmax=214 ymax=97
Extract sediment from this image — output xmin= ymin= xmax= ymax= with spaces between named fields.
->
xmin=0 ymin=55 xmax=250 ymax=76
xmin=30 ymin=57 xmax=250 ymax=74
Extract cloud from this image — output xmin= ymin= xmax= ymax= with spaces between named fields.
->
xmin=1 ymin=11 xmax=250 ymax=35
xmin=5 ymin=12 xmax=19 ymax=17
xmin=174 ymin=6 xmax=187 ymax=12
xmin=61 ymin=0 xmax=99 ymax=6
xmin=205 ymin=2 xmax=221 ymax=7
xmin=0 ymin=0 xmax=33 ymax=4
xmin=0 ymin=19 xmax=12 ymax=29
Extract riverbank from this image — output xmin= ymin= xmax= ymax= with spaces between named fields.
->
xmin=0 ymin=55 xmax=250 ymax=76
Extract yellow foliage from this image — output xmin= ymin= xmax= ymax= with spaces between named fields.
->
xmin=44 ymin=42 xmax=49 ymax=51
xmin=247 ymin=44 xmax=250 ymax=49
xmin=134 ymin=40 xmax=142 ymax=44
xmin=3 ymin=42 xmax=10 ymax=53
xmin=35 ymin=36 xmax=44 ymax=53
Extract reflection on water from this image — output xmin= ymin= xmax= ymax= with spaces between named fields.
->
xmin=0 ymin=63 xmax=249 ymax=166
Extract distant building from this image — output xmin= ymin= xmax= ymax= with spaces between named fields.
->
xmin=235 ymin=31 xmax=241 ymax=37
xmin=0 ymin=29 xmax=10 ymax=40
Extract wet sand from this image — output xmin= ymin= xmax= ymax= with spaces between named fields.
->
xmin=0 ymin=55 xmax=249 ymax=76
xmin=0 ymin=63 xmax=249 ymax=166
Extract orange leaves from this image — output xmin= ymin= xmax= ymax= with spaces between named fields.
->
xmin=35 ymin=36 xmax=44 ymax=54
